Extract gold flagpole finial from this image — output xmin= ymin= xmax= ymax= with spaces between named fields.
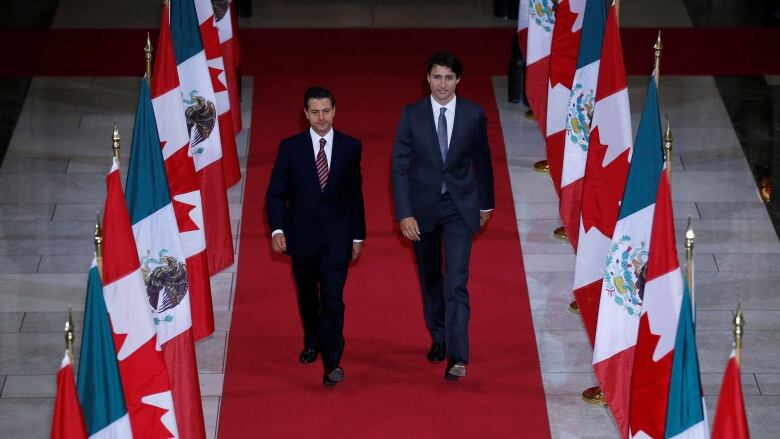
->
xmin=145 ymin=32 xmax=153 ymax=80
xmin=684 ymin=216 xmax=694 ymax=252
xmin=94 ymin=211 xmax=103 ymax=276
xmin=664 ymin=116 xmax=673 ymax=185
xmin=684 ymin=216 xmax=694 ymax=302
xmin=112 ymin=121 xmax=121 ymax=162
xmin=65 ymin=306 xmax=75 ymax=360
xmin=734 ymin=304 xmax=744 ymax=365
xmin=653 ymin=31 xmax=663 ymax=83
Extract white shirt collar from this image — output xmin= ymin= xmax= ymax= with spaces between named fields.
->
xmin=430 ymin=94 xmax=457 ymax=114
xmin=310 ymin=127 xmax=334 ymax=147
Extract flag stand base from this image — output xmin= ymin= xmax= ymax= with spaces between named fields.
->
xmin=524 ymin=109 xmax=536 ymax=122
xmin=582 ymin=386 xmax=607 ymax=406
xmin=533 ymin=160 xmax=549 ymax=173
xmin=553 ymin=226 xmax=568 ymax=241
xmin=569 ymin=300 xmax=580 ymax=315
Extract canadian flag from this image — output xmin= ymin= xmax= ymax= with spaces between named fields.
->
xmin=712 ymin=350 xmax=751 ymax=439
xmin=628 ymin=168 xmax=685 ymax=438
xmin=543 ymin=0 xmax=585 ymax=197
xmin=214 ymin=0 xmax=242 ymax=134
xmin=102 ymin=158 xmax=178 ymax=438
xmin=151 ymin=3 xmax=215 ymax=341
xmin=525 ymin=0 xmax=556 ymax=135
xmin=51 ymin=352 xmax=88 ymax=439
xmin=193 ymin=0 xmax=241 ymax=188
xmin=170 ymin=0 xmax=235 ymax=274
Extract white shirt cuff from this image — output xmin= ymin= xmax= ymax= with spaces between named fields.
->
xmin=271 ymin=229 xmax=283 ymax=237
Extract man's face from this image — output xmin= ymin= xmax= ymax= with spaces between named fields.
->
xmin=304 ymin=98 xmax=335 ymax=136
xmin=428 ymin=65 xmax=460 ymax=105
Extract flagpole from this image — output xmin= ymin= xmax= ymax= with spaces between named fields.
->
xmin=653 ymin=31 xmax=662 ymax=85
xmin=145 ymin=32 xmax=153 ymax=81
xmin=94 ymin=212 xmax=103 ymax=277
xmin=112 ymin=121 xmax=121 ymax=163
xmin=684 ymin=216 xmax=695 ymax=316
xmin=734 ymin=304 xmax=744 ymax=366
xmin=64 ymin=306 xmax=75 ymax=362
xmin=664 ymin=118 xmax=673 ymax=186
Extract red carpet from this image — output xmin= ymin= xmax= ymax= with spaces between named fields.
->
xmin=4 ymin=28 xmax=780 ymax=76
xmin=217 ymin=72 xmax=550 ymax=437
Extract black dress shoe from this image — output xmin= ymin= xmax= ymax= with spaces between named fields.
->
xmin=323 ymin=367 xmax=344 ymax=386
xmin=427 ymin=342 xmax=446 ymax=363
xmin=444 ymin=360 xmax=467 ymax=381
xmin=299 ymin=346 xmax=318 ymax=364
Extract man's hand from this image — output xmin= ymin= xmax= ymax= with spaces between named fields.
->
xmin=479 ymin=211 xmax=492 ymax=229
xmin=351 ymin=242 xmax=363 ymax=261
xmin=271 ymin=233 xmax=287 ymax=253
xmin=399 ymin=217 xmax=420 ymax=241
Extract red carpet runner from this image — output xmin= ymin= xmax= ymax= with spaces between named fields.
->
xmin=218 ymin=73 xmax=550 ymax=437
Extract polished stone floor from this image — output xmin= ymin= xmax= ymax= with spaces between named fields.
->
xmin=1 ymin=1 xmax=779 ymax=438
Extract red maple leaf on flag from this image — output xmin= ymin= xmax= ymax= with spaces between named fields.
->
xmin=208 ymin=66 xmax=227 ymax=93
xmin=628 ymin=313 xmax=674 ymax=438
xmin=581 ymin=126 xmax=630 ymax=234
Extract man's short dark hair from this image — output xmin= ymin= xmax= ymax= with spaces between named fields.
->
xmin=304 ymin=86 xmax=335 ymax=109
xmin=427 ymin=50 xmax=463 ymax=78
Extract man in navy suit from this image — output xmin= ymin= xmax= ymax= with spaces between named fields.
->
xmin=266 ymin=86 xmax=366 ymax=386
xmin=391 ymin=51 xmax=495 ymax=381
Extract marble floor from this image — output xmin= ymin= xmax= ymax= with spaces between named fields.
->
xmin=2 ymin=1 xmax=779 ymax=438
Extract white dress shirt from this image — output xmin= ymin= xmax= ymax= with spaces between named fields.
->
xmin=431 ymin=95 xmax=456 ymax=147
xmin=310 ymin=127 xmax=334 ymax=167
xmin=271 ymin=128 xmax=363 ymax=243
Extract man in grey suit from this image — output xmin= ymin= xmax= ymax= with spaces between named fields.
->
xmin=391 ymin=50 xmax=495 ymax=381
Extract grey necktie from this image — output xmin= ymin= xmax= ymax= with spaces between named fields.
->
xmin=438 ymin=107 xmax=448 ymax=193
xmin=437 ymin=107 xmax=448 ymax=162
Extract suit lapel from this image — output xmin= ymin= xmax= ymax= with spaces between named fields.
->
xmin=302 ymin=132 xmax=322 ymax=191
xmin=445 ymin=99 xmax=465 ymax=166
xmin=325 ymin=132 xmax=343 ymax=193
xmin=421 ymin=99 xmax=445 ymax=167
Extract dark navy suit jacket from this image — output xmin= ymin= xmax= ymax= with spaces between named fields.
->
xmin=391 ymin=96 xmax=495 ymax=233
xmin=266 ymin=130 xmax=366 ymax=260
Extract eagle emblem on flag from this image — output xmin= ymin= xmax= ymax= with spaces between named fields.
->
xmin=530 ymin=0 xmax=556 ymax=31
xmin=603 ymin=236 xmax=648 ymax=317
xmin=566 ymin=83 xmax=595 ymax=152
xmin=211 ymin=0 xmax=229 ymax=21
xmin=141 ymin=249 xmax=189 ymax=322
xmin=183 ymin=90 xmax=216 ymax=153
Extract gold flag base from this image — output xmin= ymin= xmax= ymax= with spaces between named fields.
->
xmin=553 ymin=226 xmax=568 ymax=241
xmin=569 ymin=300 xmax=580 ymax=315
xmin=533 ymin=160 xmax=550 ymax=173
xmin=759 ymin=177 xmax=772 ymax=204
xmin=524 ymin=109 xmax=536 ymax=122
xmin=582 ymin=386 xmax=607 ymax=406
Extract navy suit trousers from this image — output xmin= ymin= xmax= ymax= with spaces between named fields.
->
xmin=412 ymin=192 xmax=474 ymax=363
xmin=291 ymin=249 xmax=349 ymax=370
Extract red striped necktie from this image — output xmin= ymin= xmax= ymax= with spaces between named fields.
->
xmin=316 ymin=137 xmax=328 ymax=191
